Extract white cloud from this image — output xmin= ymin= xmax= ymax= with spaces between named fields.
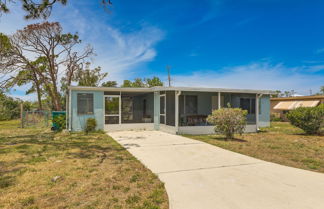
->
xmin=171 ymin=62 xmax=324 ymax=95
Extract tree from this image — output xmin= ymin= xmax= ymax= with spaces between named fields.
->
xmin=0 ymin=0 xmax=112 ymax=19
xmin=102 ymin=81 xmax=117 ymax=87
xmin=207 ymin=107 xmax=247 ymax=140
xmin=121 ymin=77 xmax=164 ymax=88
xmin=0 ymin=22 xmax=94 ymax=110
xmin=145 ymin=76 xmax=163 ymax=87
xmin=121 ymin=80 xmax=133 ymax=87
xmin=0 ymin=33 xmax=44 ymax=109
xmin=74 ymin=63 xmax=107 ymax=87
xmin=320 ymin=86 xmax=324 ymax=95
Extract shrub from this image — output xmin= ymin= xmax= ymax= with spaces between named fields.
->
xmin=286 ymin=104 xmax=324 ymax=135
xmin=85 ymin=118 xmax=97 ymax=133
xmin=207 ymin=108 xmax=248 ymax=140
xmin=270 ymin=113 xmax=282 ymax=122
xmin=52 ymin=114 xmax=66 ymax=131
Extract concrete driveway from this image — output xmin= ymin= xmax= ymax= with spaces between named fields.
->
xmin=109 ymin=131 xmax=324 ymax=209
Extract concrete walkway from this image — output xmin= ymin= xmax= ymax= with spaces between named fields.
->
xmin=109 ymin=131 xmax=324 ymax=209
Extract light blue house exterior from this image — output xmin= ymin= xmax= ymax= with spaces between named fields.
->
xmin=68 ymin=86 xmax=273 ymax=134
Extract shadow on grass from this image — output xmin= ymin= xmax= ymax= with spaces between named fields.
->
xmin=0 ymin=130 xmax=127 ymax=188
xmin=209 ymin=136 xmax=247 ymax=143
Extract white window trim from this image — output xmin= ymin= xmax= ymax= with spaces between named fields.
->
xmin=104 ymin=95 xmax=121 ymax=125
xmin=160 ymin=94 xmax=166 ymax=124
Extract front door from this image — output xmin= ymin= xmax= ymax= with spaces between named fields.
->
xmin=104 ymin=95 xmax=121 ymax=125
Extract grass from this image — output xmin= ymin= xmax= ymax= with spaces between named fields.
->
xmin=185 ymin=122 xmax=324 ymax=173
xmin=0 ymin=120 xmax=168 ymax=209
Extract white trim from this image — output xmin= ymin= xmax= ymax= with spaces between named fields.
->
xmin=256 ymin=94 xmax=263 ymax=131
xmin=68 ymin=85 xmax=275 ymax=95
xmin=68 ymin=89 xmax=72 ymax=131
xmin=175 ymin=91 xmax=181 ymax=132
xmin=218 ymin=92 xmax=221 ymax=109
xmin=104 ymin=95 xmax=121 ymax=125
xmin=159 ymin=94 xmax=166 ymax=124
xmin=105 ymin=123 xmax=154 ymax=132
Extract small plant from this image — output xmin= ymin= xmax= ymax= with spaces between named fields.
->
xmin=286 ymin=104 xmax=324 ymax=135
xmin=207 ymin=107 xmax=247 ymax=140
xmin=52 ymin=114 xmax=66 ymax=131
xmin=270 ymin=113 xmax=282 ymax=122
xmin=85 ymin=118 xmax=97 ymax=133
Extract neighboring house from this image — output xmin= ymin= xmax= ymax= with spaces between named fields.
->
xmin=271 ymin=95 xmax=324 ymax=120
xmin=67 ymin=86 xmax=274 ymax=134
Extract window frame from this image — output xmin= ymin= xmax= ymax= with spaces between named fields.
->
xmin=77 ymin=93 xmax=94 ymax=115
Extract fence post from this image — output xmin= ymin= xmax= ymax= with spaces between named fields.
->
xmin=20 ymin=103 xmax=24 ymax=128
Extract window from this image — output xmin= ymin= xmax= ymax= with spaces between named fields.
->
xmin=185 ymin=95 xmax=198 ymax=114
xmin=240 ymin=98 xmax=256 ymax=114
xmin=77 ymin=93 xmax=94 ymax=115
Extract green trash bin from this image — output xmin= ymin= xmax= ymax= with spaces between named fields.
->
xmin=52 ymin=111 xmax=66 ymax=131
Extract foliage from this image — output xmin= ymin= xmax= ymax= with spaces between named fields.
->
xmin=320 ymin=86 xmax=324 ymax=95
xmin=0 ymin=0 xmax=113 ymax=19
xmin=145 ymin=76 xmax=164 ymax=87
xmin=286 ymin=104 xmax=324 ymax=135
xmin=270 ymin=113 xmax=282 ymax=122
xmin=207 ymin=108 xmax=248 ymax=140
xmin=75 ymin=62 xmax=108 ymax=87
xmin=0 ymin=22 xmax=94 ymax=111
xmin=101 ymin=81 xmax=118 ymax=87
xmin=0 ymin=92 xmax=31 ymax=121
xmin=85 ymin=118 xmax=97 ymax=133
xmin=121 ymin=77 xmax=164 ymax=88
xmin=52 ymin=114 xmax=66 ymax=131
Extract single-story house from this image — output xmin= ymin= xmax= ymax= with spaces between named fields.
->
xmin=271 ymin=95 xmax=324 ymax=120
xmin=67 ymin=86 xmax=274 ymax=134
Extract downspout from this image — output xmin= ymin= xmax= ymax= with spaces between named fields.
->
xmin=175 ymin=90 xmax=181 ymax=134
xmin=256 ymin=93 xmax=263 ymax=131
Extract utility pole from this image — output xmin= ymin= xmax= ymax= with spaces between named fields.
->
xmin=309 ymin=89 xmax=312 ymax=96
xmin=166 ymin=65 xmax=171 ymax=87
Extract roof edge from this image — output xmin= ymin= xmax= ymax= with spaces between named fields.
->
xmin=68 ymin=86 xmax=276 ymax=94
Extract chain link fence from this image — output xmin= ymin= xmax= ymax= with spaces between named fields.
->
xmin=22 ymin=110 xmax=50 ymax=128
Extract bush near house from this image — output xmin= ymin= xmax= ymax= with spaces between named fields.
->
xmin=286 ymin=104 xmax=324 ymax=135
xmin=207 ymin=108 xmax=248 ymax=140
xmin=85 ymin=118 xmax=97 ymax=133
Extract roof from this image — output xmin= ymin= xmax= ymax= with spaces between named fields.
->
xmin=271 ymin=95 xmax=324 ymax=101
xmin=69 ymin=86 xmax=275 ymax=94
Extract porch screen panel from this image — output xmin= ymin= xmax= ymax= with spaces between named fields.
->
xmin=166 ymin=91 xmax=175 ymax=126
xmin=185 ymin=95 xmax=198 ymax=114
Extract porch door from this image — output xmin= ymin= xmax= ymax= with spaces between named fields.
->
xmin=160 ymin=94 xmax=166 ymax=124
xmin=104 ymin=95 xmax=121 ymax=125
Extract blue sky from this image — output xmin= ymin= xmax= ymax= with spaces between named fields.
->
xmin=1 ymin=0 xmax=324 ymax=100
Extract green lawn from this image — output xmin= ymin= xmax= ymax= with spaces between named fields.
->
xmin=185 ymin=122 xmax=324 ymax=173
xmin=0 ymin=120 xmax=168 ymax=209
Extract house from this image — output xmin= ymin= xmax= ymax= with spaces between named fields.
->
xmin=67 ymin=86 xmax=274 ymax=134
xmin=271 ymin=95 xmax=324 ymax=120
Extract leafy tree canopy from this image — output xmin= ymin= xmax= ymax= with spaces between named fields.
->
xmin=121 ymin=77 xmax=164 ymax=88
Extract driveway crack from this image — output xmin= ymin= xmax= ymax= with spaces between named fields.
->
xmin=157 ymin=162 xmax=263 ymax=174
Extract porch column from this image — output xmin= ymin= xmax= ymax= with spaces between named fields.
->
xmin=256 ymin=94 xmax=259 ymax=131
xmin=175 ymin=91 xmax=181 ymax=132
xmin=153 ymin=91 xmax=160 ymax=130
xmin=218 ymin=92 xmax=221 ymax=109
